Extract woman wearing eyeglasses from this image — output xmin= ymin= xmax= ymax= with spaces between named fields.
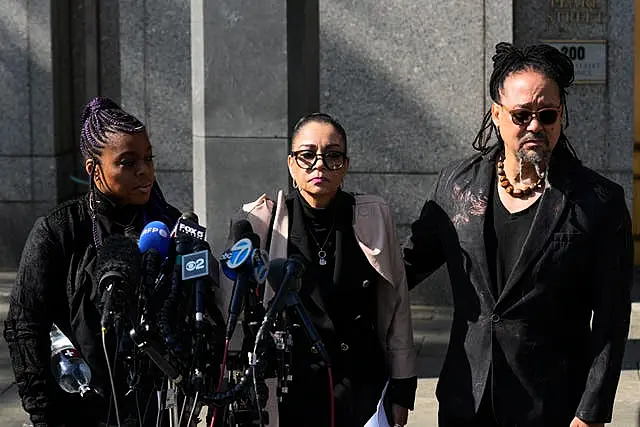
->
xmin=222 ymin=113 xmax=417 ymax=427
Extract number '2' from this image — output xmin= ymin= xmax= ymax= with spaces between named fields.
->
xmin=561 ymin=46 xmax=585 ymax=61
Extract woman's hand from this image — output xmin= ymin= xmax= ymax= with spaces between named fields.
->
xmin=569 ymin=417 xmax=603 ymax=427
xmin=390 ymin=403 xmax=409 ymax=426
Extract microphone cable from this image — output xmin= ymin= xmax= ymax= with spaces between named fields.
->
xmin=102 ymin=326 xmax=122 ymax=427
xmin=155 ymin=386 xmax=163 ymax=427
xmin=252 ymin=363 xmax=265 ymax=427
xmin=185 ymin=391 xmax=200 ymax=426
xmin=327 ymin=366 xmax=335 ymax=427
xmin=135 ymin=389 xmax=142 ymax=427
xmin=209 ymin=338 xmax=231 ymax=427
xmin=178 ymin=390 xmax=189 ymax=426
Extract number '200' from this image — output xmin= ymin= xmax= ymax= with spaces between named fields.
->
xmin=561 ymin=46 xmax=585 ymax=61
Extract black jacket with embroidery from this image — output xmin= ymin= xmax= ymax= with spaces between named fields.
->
xmin=404 ymin=142 xmax=633 ymax=425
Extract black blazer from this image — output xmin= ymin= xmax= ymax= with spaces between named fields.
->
xmin=404 ymin=142 xmax=633 ymax=426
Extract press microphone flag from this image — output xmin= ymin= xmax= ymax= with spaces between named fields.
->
xmin=139 ymin=221 xmax=171 ymax=259
xmin=173 ymin=212 xmax=206 ymax=241
xmin=220 ymin=219 xmax=255 ymax=281
xmin=250 ymin=248 xmax=269 ymax=285
xmin=222 ymin=219 xmax=263 ymax=339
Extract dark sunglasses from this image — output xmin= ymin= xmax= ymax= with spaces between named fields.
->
xmin=501 ymin=105 xmax=562 ymax=126
xmin=291 ymin=150 xmax=347 ymax=171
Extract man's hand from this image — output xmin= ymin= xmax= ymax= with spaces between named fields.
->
xmin=391 ymin=403 xmax=409 ymax=426
xmin=570 ymin=417 xmax=604 ymax=427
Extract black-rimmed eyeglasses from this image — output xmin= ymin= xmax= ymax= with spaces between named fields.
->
xmin=291 ymin=150 xmax=348 ymax=171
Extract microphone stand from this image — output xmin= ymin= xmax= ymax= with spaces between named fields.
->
xmin=284 ymin=293 xmax=330 ymax=365
xmin=226 ymin=276 xmax=269 ymax=426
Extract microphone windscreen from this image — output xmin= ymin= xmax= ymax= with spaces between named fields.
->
xmin=181 ymin=211 xmax=199 ymax=224
xmin=285 ymin=254 xmax=306 ymax=281
xmin=247 ymin=232 xmax=261 ymax=250
xmin=139 ymin=221 xmax=170 ymax=258
xmin=95 ymin=235 xmax=142 ymax=292
xmin=266 ymin=258 xmax=287 ymax=292
xmin=231 ymin=219 xmax=254 ymax=241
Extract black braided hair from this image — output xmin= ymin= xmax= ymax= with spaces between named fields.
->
xmin=472 ymin=42 xmax=577 ymax=156
xmin=80 ymin=97 xmax=148 ymax=250
xmin=80 ymin=97 xmax=145 ymax=161
xmin=291 ymin=112 xmax=348 ymax=155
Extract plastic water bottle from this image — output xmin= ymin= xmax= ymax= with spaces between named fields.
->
xmin=50 ymin=324 xmax=92 ymax=397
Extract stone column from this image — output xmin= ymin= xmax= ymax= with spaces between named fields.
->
xmin=515 ymin=0 xmax=633 ymax=210
xmin=319 ymin=0 xmax=513 ymax=305
xmin=118 ymin=0 xmax=193 ymax=213
xmin=192 ymin=0 xmax=319 ymax=253
xmin=0 ymin=0 xmax=79 ymax=267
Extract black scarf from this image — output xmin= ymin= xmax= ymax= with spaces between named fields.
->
xmin=90 ymin=181 xmax=177 ymax=243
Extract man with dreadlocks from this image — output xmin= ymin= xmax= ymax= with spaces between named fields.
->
xmin=4 ymin=97 xmax=181 ymax=426
xmin=404 ymin=43 xmax=633 ymax=427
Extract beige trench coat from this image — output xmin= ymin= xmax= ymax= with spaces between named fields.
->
xmin=217 ymin=190 xmax=416 ymax=426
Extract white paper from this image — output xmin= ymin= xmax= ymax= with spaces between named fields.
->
xmin=364 ymin=380 xmax=391 ymax=427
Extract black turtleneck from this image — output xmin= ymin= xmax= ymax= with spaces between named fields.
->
xmin=4 ymin=185 xmax=181 ymax=426
xmin=91 ymin=190 xmax=146 ymax=239
xmin=288 ymin=190 xmax=376 ymax=339
xmin=90 ymin=184 xmax=179 ymax=242
xmin=279 ymin=190 xmax=415 ymax=427
xmin=295 ymin=192 xmax=340 ymax=315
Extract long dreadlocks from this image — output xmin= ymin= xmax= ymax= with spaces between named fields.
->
xmin=472 ymin=42 xmax=577 ymax=157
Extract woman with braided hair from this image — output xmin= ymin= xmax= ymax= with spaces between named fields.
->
xmin=4 ymin=97 xmax=181 ymax=426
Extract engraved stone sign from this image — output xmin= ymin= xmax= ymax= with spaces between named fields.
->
xmin=543 ymin=40 xmax=607 ymax=84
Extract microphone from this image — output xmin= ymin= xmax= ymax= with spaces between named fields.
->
xmin=167 ymin=212 xmax=207 ymax=280
xmin=139 ymin=221 xmax=171 ymax=259
xmin=163 ymin=212 xmax=205 ymax=270
xmin=220 ymin=220 xmax=254 ymax=281
xmin=95 ymin=235 xmax=142 ymax=328
xmin=265 ymin=256 xmax=306 ymax=318
xmin=265 ymin=256 xmax=329 ymax=364
xmin=172 ymin=212 xmax=206 ymax=241
xmin=222 ymin=219 xmax=261 ymax=339
xmin=190 ymin=237 xmax=212 ymax=329
xmin=137 ymin=221 xmax=171 ymax=304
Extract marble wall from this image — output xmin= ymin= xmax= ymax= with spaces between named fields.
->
xmin=319 ymin=0 xmax=513 ymax=304
xmin=0 ymin=1 xmax=634 ymax=307
xmin=515 ymin=0 xmax=634 ymax=211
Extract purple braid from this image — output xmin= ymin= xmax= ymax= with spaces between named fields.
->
xmin=80 ymin=97 xmax=146 ymax=251
xmin=79 ymin=97 xmax=145 ymax=161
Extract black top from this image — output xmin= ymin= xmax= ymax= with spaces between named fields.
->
xmin=404 ymin=142 xmax=633 ymax=424
xmin=279 ymin=190 xmax=416 ymax=427
xmin=290 ymin=191 xmax=387 ymax=375
xmin=4 ymin=185 xmax=181 ymax=426
xmin=486 ymin=180 xmax=540 ymax=297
